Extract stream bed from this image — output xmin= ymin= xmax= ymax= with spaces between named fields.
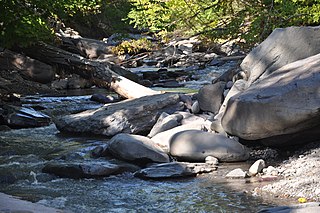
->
xmin=0 ymin=79 xmax=290 ymax=212
xmin=0 ymin=124 xmax=278 ymax=212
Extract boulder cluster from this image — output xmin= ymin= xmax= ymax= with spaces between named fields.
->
xmin=47 ymin=26 xmax=320 ymax=180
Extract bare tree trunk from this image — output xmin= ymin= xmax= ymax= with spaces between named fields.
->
xmin=24 ymin=42 xmax=160 ymax=99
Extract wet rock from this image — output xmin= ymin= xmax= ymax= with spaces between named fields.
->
xmin=169 ymin=130 xmax=249 ymax=162
xmin=197 ymin=81 xmax=226 ymax=114
xmin=0 ymin=125 xmax=11 ymax=131
xmin=148 ymin=112 xmax=183 ymax=137
xmin=249 ymin=159 xmax=266 ymax=176
xmin=242 ymin=26 xmax=320 ymax=86
xmin=0 ymin=172 xmax=17 ymax=184
xmin=42 ymin=160 xmax=139 ymax=179
xmin=90 ymin=94 xmax=119 ymax=104
xmin=1 ymin=105 xmax=51 ymax=128
xmin=226 ymin=168 xmax=248 ymax=178
xmin=0 ymin=192 xmax=71 ymax=213
xmin=107 ymin=134 xmax=170 ymax=164
xmin=134 ymin=162 xmax=217 ymax=179
xmin=222 ymin=53 xmax=320 ymax=145
xmin=55 ymin=93 xmax=184 ymax=136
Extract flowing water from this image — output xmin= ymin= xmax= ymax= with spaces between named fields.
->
xmin=0 ymin=76 xmax=283 ymax=212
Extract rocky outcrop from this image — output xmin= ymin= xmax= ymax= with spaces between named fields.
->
xmin=134 ymin=162 xmax=217 ymax=179
xmin=169 ymin=130 xmax=249 ymax=162
xmin=107 ymin=133 xmax=170 ymax=164
xmin=54 ymin=93 xmax=184 ymax=136
xmin=241 ymin=26 xmax=320 ymax=86
xmin=221 ymin=53 xmax=320 ymax=144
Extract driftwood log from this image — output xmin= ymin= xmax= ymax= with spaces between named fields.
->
xmin=23 ymin=42 xmax=160 ymax=99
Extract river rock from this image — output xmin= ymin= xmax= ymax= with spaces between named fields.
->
xmin=197 ymin=81 xmax=226 ymax=114
xmin=90 ymin=94 xmax=120 ymax=104
xmin=226 ymin=168 xmax=248 ymax=178
xmin=151 ymin=120 xmax=210 ymax=150
xmin=241 ymin=26 xmax=320 ymax=86
xmin=191 ymin=100 xmax=200 ymax=114
xmin=54 ymin=93 xmax=184 ymax=136
xmin=221 ymin=53 xmax=320 ymax=144
xmin=169 ymin=130 xmax=249 ymax=162
xmin=148 ymin=112 xmax=183 ymax=137
xmin=107 ymin=134 xmax=170 ymax=164
xmin=134 ymin=162 xmax=217 ymax=179
xmin=42 ymin=160 xmax=139 ymax=179
xmin=249 ymin=159 xmax=266 ymax=176
xmin=1 ymin=105 xmax=51 ymax=128
xmin=205 ymin=156 xmax=219 ymax=165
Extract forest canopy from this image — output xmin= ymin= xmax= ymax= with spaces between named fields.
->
xmin=1 ymin=0 xmax=320 ymax=49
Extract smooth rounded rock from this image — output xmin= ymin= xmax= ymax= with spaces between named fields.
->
xmin=108 ymin=133 xmax=170 ymax=164
xmin=249 ymin=159 xmax=266 ymax=176
xmin=226 ymin=168 xmax=248 ymax=178
xmin=148 ymin=113 xmax=183 ymax=137
xmin=169 ymin=130 xmax=249 ymax=162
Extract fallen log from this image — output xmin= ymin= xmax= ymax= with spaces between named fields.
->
xmin=23 ymin=42 xmax=160 ymax=99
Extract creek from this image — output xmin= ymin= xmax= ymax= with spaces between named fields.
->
xmin=0 ymin=64 xmax=286 ymax=212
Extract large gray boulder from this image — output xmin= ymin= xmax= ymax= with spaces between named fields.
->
xmin=54 ymin=93 xmax=183 ymax=136
xmin=169 ymin=130 xmax=249 ymax=162
xmin=107 ymin=133 xmax=170 ymax=164
xmin=197 ymin=81 xmax=226 ymax=114
xmin=241 ymin=26 xmax=320 ymax=86
xmin=222 ymin=53 xmax=320 ymax=143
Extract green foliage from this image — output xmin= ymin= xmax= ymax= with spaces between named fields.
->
xmin=0 ymin=0 xmax=132 ymax=48
xmin=127 ymin=0 xmax=320 ymax=49
xmin=112 ymin=38 xmax=154 ymax=55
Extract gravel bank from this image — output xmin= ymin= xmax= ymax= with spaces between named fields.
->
xmin=257 ymin=142 xmax=320 ymax=202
